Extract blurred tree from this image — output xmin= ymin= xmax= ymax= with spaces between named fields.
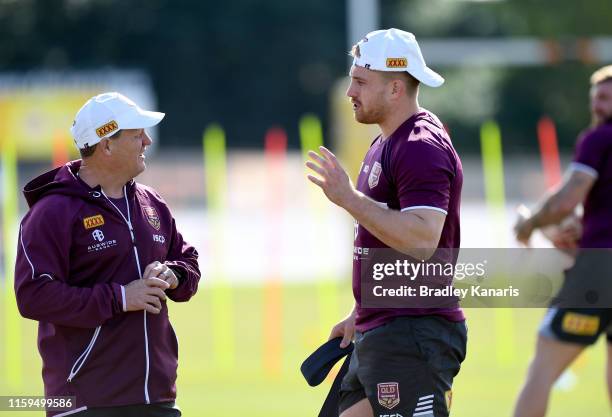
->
xmin=1 ymin=0 xmax=610 ymax=152
xmin=0 ymin=0 xmax=346 ymax=148
xmin=383 ymin=0 xmax=612 ymax=154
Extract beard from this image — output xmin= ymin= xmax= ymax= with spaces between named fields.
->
xmin=353 ymin=97 xmax=388 ymax=125
xmin=591 ymin=112 xmax=612 ymax=127
xmin=355 ymin=107 xmax=384 ymax=124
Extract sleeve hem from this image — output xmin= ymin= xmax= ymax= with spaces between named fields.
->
xmin=400 ymin=205 xmax=448 ymax=215
xmin=569 ymin=162 xmax=598 ymax=179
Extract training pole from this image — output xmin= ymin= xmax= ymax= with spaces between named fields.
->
xmin=299 ymin=114 xmax=339 ymax=342
xmin=480 ymin=120 xmax=515 ymax=366
xmin=203 ymin=124 xmax=235 ymax=371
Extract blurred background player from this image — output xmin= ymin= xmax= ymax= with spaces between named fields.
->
xmin=14 ymin=92 xmax=201 ymax=417
xmin=513 ymin=65 xmax=612 ymax=417
xmin=306 ymin=29 xmax=466 ymax=417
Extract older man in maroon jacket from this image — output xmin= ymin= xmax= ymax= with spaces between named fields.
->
xmin=14 ymin=92 xmax=200 ymax=417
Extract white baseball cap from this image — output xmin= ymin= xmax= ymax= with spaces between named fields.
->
xmin=70 ymin=92 xmax=165 ymax=149
xmin=352 ymin=28 xmax=444 ymax=88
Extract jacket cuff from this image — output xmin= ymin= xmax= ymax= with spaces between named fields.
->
xmin=121 ymin=286 xmax=127 ymax=312
xmin=165 ymin=262 xmax=185 ymax=285
xmin=110 ymin=283 xmax=126 ymax=315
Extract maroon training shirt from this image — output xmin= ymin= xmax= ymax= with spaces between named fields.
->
xmin=353 ymin=110 xmax=465 ymax=332
xmin=571 ymin=121 xmax=612 ymax=248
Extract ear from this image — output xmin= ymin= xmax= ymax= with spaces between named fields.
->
xmin=100 ymin=138 xmax=113 ymax=156
xmin=390 ymin=79 xmax=404 ymax=99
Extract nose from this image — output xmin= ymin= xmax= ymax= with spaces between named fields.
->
xmin=346 ymin=80 xmax=356 ymax=98
xmin=143 ymin=131 xmax=153 ymax=146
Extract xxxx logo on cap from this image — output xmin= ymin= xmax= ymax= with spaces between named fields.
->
xmin=386 ymin=58 xmax=408 ymax=68
xmin=96 ymin=120 xmax=119 ymax=138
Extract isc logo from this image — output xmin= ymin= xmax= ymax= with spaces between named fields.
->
xmin=153 ymin=234 xmax=165 ymax=244
xmin=379 ymin=414 xmax=403 ymax=417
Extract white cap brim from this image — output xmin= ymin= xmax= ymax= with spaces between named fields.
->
xmin=120 ymin=109 xmax=165 ymax=130
xmin=411 ymin=66 xmax=445 ymax=88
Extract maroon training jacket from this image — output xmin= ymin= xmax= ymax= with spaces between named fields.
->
xmin=14 ymin=160 xmax=200 ymax=416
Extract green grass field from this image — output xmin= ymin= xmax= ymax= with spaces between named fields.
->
xmin=1 ymin=282 xmax=609 ymax=416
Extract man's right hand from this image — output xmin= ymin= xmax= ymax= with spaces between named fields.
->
xmin=542 ymin=214 xmax=582 ymax=251
xmin=124 ymin=278 xmax=169 ymax=314
xmin=329 ymin=310 xmax=357 ymax=348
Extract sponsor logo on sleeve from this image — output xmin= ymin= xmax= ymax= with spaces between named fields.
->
xmin=386 ymin=58 xmax=408 ymax=68
xmin=377 ymin=382 xmax=400 ymax=410
xmin=83 ymin=214 xmax=105 ymax=229
xmin=143 ymin=206 xmax=161 ymax=230
xmin=95 ymin=120 xmax=119 ymax=138
xmin=562 ymin=312 xmax=600 ymax=336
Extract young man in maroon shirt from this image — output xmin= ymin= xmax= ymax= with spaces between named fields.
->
xmin=307 ymin=29 xmax=466 ymax=417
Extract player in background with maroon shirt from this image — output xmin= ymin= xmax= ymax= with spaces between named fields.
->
xmin=513 ymin=66 xmax=612 ymax=416
xmin=306 ymin=29 xmax=466 ymax=417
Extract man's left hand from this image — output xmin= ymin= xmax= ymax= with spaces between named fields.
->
xmin=143 ymin=261 xmax=179 ymax=290
xmin=305 ymin=146 xmax=357 ymax=209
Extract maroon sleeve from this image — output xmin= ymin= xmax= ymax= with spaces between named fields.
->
xmin=164 ymin=217 xmax=201 ymax=302
xmin=391 ymin=134 xmax=454 ymax=213
xmin=572 ymin=129 xmax=609 ymax=177
xmin=14 ymin=199 xmax=124 ymax=328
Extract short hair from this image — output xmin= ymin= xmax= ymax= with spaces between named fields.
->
xmin=381 ymin=71 xmax=420 ymax=94
xmin=78 ymin=129 xmax=122 ymax=159
xmin=590 ymin=65 xmax=612 ymax=86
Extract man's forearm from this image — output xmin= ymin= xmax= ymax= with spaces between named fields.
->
xmin=530 ymin=191 xmax=575 ymax=229
xmin=342 ymin=191 xmax=438 ymax=259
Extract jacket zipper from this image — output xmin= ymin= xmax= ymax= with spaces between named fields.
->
xmin=101 ymin=187 xmax=151 ymax=404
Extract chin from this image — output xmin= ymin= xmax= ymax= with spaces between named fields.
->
xmin=355 ymin=113 xmax=378 ymax=125
xmin=134 ymin=163 xmax=146 ymax=177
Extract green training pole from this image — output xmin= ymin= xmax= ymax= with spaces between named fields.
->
xmin=299 ymin=114 xmax=339 ymax=341
xmin=203 ymin=124 xmax=234 ymax=371
xmin=480 ymin=120 xmax=515 ymax=366
xmin=2 ymin=131 xmax=22 ymax=387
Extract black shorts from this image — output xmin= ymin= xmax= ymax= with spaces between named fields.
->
xmin=339 ymin=316 xmax=467 ymax=417
xmin=540 ymin=307 xmax=612 ymax=345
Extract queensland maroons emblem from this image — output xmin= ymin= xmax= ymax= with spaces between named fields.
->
xmin=377 ymin=382 xmax=400 ymax=409
xmin=144 ymin=206 xmax=160 ymax=231
xmin=368 ymin=161 xmax=382 ymax=189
